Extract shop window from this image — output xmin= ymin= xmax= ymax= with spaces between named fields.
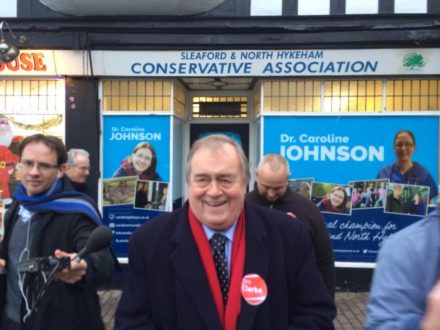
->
xmin=323 ymin=80 xmax=382 ymax=112
xmin=192 ymin=96 xmax=247 ymax=118
xmin=173 ymin=82 xmax=186 ymax=118
xmin=386 ymin=79 xmax=439 ymax=111
xmin=0 ymin=79 xmax=65 ymax=138
xmin=263 ymin=80 xmax=321 ymax=112
xmin=0 ymin=79 xmax=64 ymax=114
xmin=102 ymin=79 xmax=172 ymax=112
xmin=262 ymin=79 xmax=440 ymax=113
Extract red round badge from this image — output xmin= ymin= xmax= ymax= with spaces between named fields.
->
xmin=241 ymin=273 xmax=268 ymax=306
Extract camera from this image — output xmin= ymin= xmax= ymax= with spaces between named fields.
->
xmin=18 ymin=256 xmax=71 ymax=273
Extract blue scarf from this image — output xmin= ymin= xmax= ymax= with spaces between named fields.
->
xmin=14 ymin=178 xmax=102 ymax=225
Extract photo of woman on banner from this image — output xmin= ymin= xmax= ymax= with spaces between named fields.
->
xmin=156 ymin=185 xmax=168 ymax=210
xmin=374 ymin=181 xmax=388 ymax=208
xmin=313 ymin=183 xmax=352 ymax=215
xmin=150 ymin=183 xmax=169 ymax=211
xmin=351 ymin=187 xmax=363 ymax=208
xmin=407 ymin=191 xmax=427 ymax=216
xmin=112 ymin=142 xmax=163 ymax=181
xmin=103 ymin=177 xmax=137 ymax=206
xmin=134 ymin=181 xmax=149 ymax=208
xmin=134 ymin=180 xmax=169 ymax=211
xmin=376 ymin=130 xmax=438 ymax=203
xmin=288 ymin=178 xmax=313 ymax=200
xmin=384 ymin=182 xmax=429 ymax=216
xmin=349 ymin=179 xmax=389 ymax=209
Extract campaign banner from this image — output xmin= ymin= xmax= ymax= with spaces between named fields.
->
xmin=263 ymin=115 xmax=439 ymax=263
xmin=102 ymin=115 xmax=170 ymax=257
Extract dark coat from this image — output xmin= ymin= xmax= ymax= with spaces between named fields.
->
xmin=115 ymin=202 xmax=336 ymax=330
xmin=246 ymin=186 xmax=336 ymax=298
xmin=0 ymin=200 xmax=114 ymax=330
xmin=66 ymin=176 xmax=93 ymax=198
xmin=386 ymin=194 xmax=405 ymax=213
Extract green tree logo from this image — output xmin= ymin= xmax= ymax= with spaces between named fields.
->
xmin=403 ymin=53 xmax=425 ymax=70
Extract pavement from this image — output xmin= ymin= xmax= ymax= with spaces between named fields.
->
xmin=99 ymin=290 xmax=369 ymax=329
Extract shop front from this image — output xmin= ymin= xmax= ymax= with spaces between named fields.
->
xmin=1 ymin=48 xmax=439 ymax=287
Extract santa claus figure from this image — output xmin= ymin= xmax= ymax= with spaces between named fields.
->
xmin=0 ymin=119 xmax=18 ymax=205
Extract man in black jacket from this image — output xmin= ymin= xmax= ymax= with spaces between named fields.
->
xmin=246 ymin=154 xmax=335 ymax=298
xmin=385 ymin=183 xmax=405 ymax=213
xmin=0 ymin=134 xmax=114 ymax=330
xmin=65 ymin=148 xmax=91 ymax=196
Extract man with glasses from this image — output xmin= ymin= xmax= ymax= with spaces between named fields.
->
xmin=65 ymin=148 xmax=91 ymax=196
xmin=0 ymin=134 xmax=114 ymax=330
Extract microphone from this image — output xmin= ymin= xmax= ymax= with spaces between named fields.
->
xmin=74 ymin=225 xmax=113 ymax=261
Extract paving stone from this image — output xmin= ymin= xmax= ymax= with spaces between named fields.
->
xmin=98 ymin=290 xmax=370 ymax=330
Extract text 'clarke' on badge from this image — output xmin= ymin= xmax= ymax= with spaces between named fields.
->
xmin=241 ymin=273 xmax=268 ymax=306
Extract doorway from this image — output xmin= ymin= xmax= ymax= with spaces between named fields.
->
xmin=189 ymin=123 xmax=250 ymax=159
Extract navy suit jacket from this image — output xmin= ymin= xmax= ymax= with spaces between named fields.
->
xmin=115 ymin=202 xmax=336 ymax=329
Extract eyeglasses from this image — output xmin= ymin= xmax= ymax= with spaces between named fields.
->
xmin=17 ymin=160 xmax=59 ymax=171
xmin=394 ymin=142 xmax=414 ymax=149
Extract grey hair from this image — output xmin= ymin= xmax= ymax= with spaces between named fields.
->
xmin=67 ymin=148 xmax=90 ymax=165
xmin=186 ymin=134 xmax=250 ymax=184
xmin=256 ymin=154 xmax=291 ymax=177
xmin=392 ymin=183 xmax=404 ymax=190
xmin=300 ymin=181 xmax=311 ymax=190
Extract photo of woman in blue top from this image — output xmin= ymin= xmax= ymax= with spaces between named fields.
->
xmin=376 ymin=130 xmax=438 ymax=202
xmin=406 ymin=192 xmax=426 ymax=216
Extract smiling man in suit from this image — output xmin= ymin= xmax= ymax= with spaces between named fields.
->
xmin=115 ymin=134 xmax=336 ymax=330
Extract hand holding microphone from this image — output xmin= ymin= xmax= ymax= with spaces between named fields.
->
xmin=54 ymin=250 xmax=87 ymax=284
xmin=55 ymin=226 xmax=113 ymax=284
xmin=73 ymin=225 xmax=113 ymax=262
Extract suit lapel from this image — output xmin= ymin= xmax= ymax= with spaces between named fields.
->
xmin=237 ymin=204 xmax=270 ymax=330
xmin=170 ymin=207 xmax=222 ymax=330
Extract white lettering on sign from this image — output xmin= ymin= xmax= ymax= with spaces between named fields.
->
xmin=241 ymin=285 xmax=263 ymax=294
xmin=109 ymin=132 xmax=162 ymax=141
xmin=280 ymin=145 xmax=384 ymax=162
